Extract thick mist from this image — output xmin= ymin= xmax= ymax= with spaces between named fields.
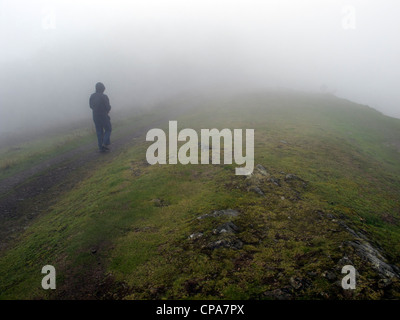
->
xmin=1 ymin=0 xmax=399 ymax=135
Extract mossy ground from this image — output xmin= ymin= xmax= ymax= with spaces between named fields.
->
xmin=1 ymin=91 xmax=399 ymax=299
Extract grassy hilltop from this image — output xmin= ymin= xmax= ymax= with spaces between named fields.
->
xmin=1 ymin=91 xmax=400 ymax=299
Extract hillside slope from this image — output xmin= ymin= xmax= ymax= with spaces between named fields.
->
xmin=1 ymin=91 xmax=400 ymax=299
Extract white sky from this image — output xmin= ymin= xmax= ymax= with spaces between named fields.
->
xmin=1 ymin=0 xmax=400 ymax=132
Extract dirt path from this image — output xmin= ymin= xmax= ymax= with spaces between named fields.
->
xmin=0 ymin=116 xmax=169 ymax=251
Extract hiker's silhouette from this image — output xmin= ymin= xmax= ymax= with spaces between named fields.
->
xmin=89 ymin=82 xmax=112 ymax=152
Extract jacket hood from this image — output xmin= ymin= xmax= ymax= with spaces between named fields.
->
xmin=95 ymin=82 xmax=105 ymax=93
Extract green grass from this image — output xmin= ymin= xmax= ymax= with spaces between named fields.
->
xmin=1 ymin=91 xmax=400 ymax=299
xmin=0 ymin=108 xmax=159 ymax=181
xmin=0 ymin=127 xmax=93 ymax=180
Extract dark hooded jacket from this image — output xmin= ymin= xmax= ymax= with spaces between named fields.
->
xmin=89 ymin=82 xmax=111 ymax=115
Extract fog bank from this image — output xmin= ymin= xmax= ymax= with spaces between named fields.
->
xmin=1 ymin=0 xmax=399 ymax=134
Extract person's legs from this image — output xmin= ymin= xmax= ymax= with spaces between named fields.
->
xmin=103 ymin=115 xmax=112 ymax=147
xmin=93 ymin=114 xmax=104 ymax=150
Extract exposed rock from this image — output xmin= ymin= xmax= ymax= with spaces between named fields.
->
xmin=198 ymin=209 xmax=240 ymax=220
xmin=244 ymin=164 xmax=271 ymax=196
xmin=289 ymin=277 xmax=303 ymax=290
xmin=214 ymin=209 xmax=240 ymax=217
xmin=336 ymin=256 xmax=353 ymax=269
xmin=317 ymin=210 xmax=336 ymax=220
xmin=207 ymin=238 xmax=243 ymax=250
xmin=378 ymin=278 xmax=393 ymax=289
xmin=338 ymin=222 xmax=369 ymax=241
xmin=245 ymin=176 xmax=257 ymax=186
xmin=249 ymin=186 xmax=265 ymax=197
xmin=208 ymin=240 xmax=229 ymax=249
xmin=284 ymin=173 xmax=307 ymax=187
xmin=346 ymin=240 xmax=400 ymax=279
xmin=188 ymin=232 xmax=203 ymax=240
xmin=285 ymin=174 xmax=299 ymax=181
xmin=213 ymin=222 xmax=239 ymax=235
xmin=268 ymin=177 xmax=281 ymax=187
xmin=229 ymin=239 xmax=243 ymax=250
xmin=255 ymin=164 xmax=269 ymax=177
xmin=339 ymin=221 xmax=400 ymax=279
xmin=197 ymin=214 xmax=211 ymax=220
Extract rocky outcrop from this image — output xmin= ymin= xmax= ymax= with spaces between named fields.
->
xmin=190 ymin=209 xmax=243 ymax=251
xmin=346 ymin=240 xmax=400 ymax=279
xmin=212 ymin=221 xmax=240 ymax=235
xmin=207 ymin=238 xmax=243 ymax=250
xmin=188 ymin=232 xmax=203 ymax=240
xmin=337 ymin=221 xmax=400 ymax=280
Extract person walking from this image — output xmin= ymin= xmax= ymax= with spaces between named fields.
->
xmin=89 ymin=82 xmax=112 ymax=152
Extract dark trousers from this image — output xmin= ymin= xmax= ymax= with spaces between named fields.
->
xmin=93 ymin=113 xmax=112 ymax=150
